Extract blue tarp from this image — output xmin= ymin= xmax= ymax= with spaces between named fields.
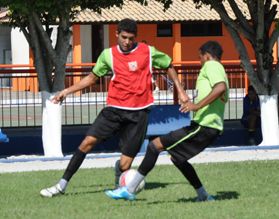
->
xmin=0 ymin=129 xmax=9 ymax=143
xmin=147 ymin=104 xmax=190 ymax=136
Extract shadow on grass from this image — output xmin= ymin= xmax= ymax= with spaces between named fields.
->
xmin=177 ymin=191 xmax=240 ymax=203
xmin=144 ymin=191 xmax=239 ymax=205
xmin=144 ymin=182 xmax=178 ymax=190
xmin=214 ymin=191 xmax=240 ymax=200
xmin=73 ymin=183 xmax=112 ymax=188
xmin=65 ymin=189 xmax=104 ymax=196
xmin=65 ymin=183 xmax=113 ymax=196
xmin=67 ymin=181 xmax=187 ymax=196
xmin=65 ymin=181 xmax=180 ymax=197
xmin=66 ymin=182 xmax=239 ymax=203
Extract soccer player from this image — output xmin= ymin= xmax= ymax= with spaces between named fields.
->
xmin=105 ymin=41 xmax=229 ymax=201
xmin=0 ymin=128 xmax=9 ymax=143
xmin=40 ymin=18 xmax=188 ymax=197
xmin=240 ymin=85 xmax=261 ymax=145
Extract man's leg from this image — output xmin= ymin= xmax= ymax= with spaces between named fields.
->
xmin=105 ymin=138 xmax=163 ymax=200
xmin=171 ymin=158 xmax=214 ymax=201
xmin=247 ymin=115 xmax=257 ymax=145
xmin=114 ymin=154 xmax=134 ymax=187
xmin=40 ymin=136 xmax=98 ymax=197
xmin=127 ymin=139 xmax=162 ymax=193
xmin=166 ymin=125 xmax=217 ymax=202
xmin=114 ymin=108 xmax=150 ymax=187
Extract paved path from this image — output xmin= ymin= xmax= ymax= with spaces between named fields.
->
xmin=1 ymin=145 xmax=279 ymax=173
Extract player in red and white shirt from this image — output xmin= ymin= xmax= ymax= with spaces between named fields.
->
xmin=40 ymin=18 xmax=188 ymax=198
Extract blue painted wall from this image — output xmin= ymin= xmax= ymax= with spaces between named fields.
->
xmin=0 ymin=106 xmax=262 ymax=158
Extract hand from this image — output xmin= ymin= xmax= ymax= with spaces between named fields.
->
xmin=178 ymin=92 xmax=190 ymax=113
xmin=179 ymin=101 xmax=199 ymax=113
xmin=178 ymin=92 xmax=189 ymax=105
xmin=52 ymin=89 xmax=68 ymax=104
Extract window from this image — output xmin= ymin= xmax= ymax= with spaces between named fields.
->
xmin=157 ymin=24 xmax=173 ymax=37
xmin=181 ymin=21 xmax=222 ymax=37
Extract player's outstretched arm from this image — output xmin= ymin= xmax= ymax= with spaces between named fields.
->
xmin=52 ymin=73 xmax=99 ymax=104
xmin=166 ymin=65 xmax=189 ymax=105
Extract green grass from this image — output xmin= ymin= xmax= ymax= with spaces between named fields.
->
xmin=1 ymin=160 xmax=279 ymax=219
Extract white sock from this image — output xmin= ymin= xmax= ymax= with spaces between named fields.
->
xmin=58 ymin=179 xmax=68 ymax=191
xmin=196 ymin=186 xmax=208 ymax=200
xmin=127 ymin=171 xmax=145 ymax=194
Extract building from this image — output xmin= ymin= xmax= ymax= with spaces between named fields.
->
xmin=0 ymin=1 xmax=278 ymax=67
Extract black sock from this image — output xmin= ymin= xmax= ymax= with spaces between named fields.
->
xmin=114 ymin=160 xmax=122 ymax=186
xmin=62 ymin=149 xmax=86 ymax=181
xmin=138 ymin=141 xmax=160 ymax=176
xmin=172 ymin=159 xmax=202 ymax=189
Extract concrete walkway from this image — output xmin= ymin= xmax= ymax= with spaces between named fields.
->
xmin=1 ymin=145 xmax=279 ymax=173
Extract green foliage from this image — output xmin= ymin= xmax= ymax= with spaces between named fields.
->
xmin=0 ymin=160 xmax=279 ymax=219
xmin=152 ymin=0 xmax=173 ymax=9
xmin=0 ymin=0 xmax=134 ymax=91
xmin=190 ymin=0 xmax=226 ymax=9
xmin=1 ymin=0 xmax=127 ymax=27
xmin=1 ymin=0 xmax=177 ymax=20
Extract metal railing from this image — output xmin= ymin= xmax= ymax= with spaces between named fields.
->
xmin=0 ymin=63 xmax=247 ymax=127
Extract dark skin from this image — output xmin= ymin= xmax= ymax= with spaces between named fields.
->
xmin=52 ymin=30 xmax=189 ymax=172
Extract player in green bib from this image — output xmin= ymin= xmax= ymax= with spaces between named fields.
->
xmin=106 ymin=41 xmax=229 ymax=201
xmin=193 ymin=56 xmax=228 ymax=131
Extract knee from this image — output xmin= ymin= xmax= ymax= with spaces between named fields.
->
xmin=79 ymin=136 xmax=97 ymax=153
xmin=118 ymin=155 xmax=134 ymax=171
xmin=149 ymin=138 xmax=164 ymax=153
xmin=119 ymin=159 xmax=132 ymax=171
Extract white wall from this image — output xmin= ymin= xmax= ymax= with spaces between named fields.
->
xmin=80 ymin=25 xmax=92 ymax=63
xmin=4 ymin=24 xmax=109 ymax=65
xmin=10 ymin=26 xmax=61 ymax=65
xmin=103 ymin=24 xmax=109 ymax=49
xmin=80 ymin=24 xmax=109 ymax=63
xmin=11 ymin=27 xmax=29 ymax=64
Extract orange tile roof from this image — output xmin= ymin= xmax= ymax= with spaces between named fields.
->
xmin=74 ymin=0 xmax=250 ymax=23
xmin=1 ymin=1 xmax=279 ymax=24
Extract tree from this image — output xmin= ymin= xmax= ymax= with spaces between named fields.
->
xmin=0 ymin=0 xmax=171 ymax=157
xmin=0 ymin=0 xmax=125 ymax=157
xmin=3 ymin=0 xmax=278 ymax=154
xmin=157 ymin=0 xmax=279 ymax=145
xmin=192 ymin=0 xmax=279 ymax=146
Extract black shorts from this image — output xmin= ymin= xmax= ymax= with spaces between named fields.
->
xmin=86 ymin=107 xmax=149 ymax=157
xmin=160 ymin=121 xmax=220 ymax=164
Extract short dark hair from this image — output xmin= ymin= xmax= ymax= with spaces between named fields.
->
xmin=248 ymin=85 xmax=256 ymax=92
xmin=117 ymin=18 xmax=137 ymax=35
xmin=199 ymin=41 xmax=223 ymax=60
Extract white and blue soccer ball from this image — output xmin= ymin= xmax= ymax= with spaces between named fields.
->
xmin=119 ymin=169 xmax=145 ymax=193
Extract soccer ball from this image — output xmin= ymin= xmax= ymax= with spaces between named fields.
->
xmin=119 ymin=169 xmax=145 ymax=193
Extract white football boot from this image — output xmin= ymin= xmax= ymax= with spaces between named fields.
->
xmin=40 ymin=184 xmax=65 ymax=198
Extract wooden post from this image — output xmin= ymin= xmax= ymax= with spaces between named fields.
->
xmin=72 ymin=24 xmax=82 ymax=94
xmin=244 ymin=73 xmax=249 ymax=94
xmin=172 ymin=23 xmax=181 ymax=104
xmin=29 ymin=49 xmax=38 ymax=92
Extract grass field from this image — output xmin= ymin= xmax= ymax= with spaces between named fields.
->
xmin=1 ymin=160 xmax=279 ymax=219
